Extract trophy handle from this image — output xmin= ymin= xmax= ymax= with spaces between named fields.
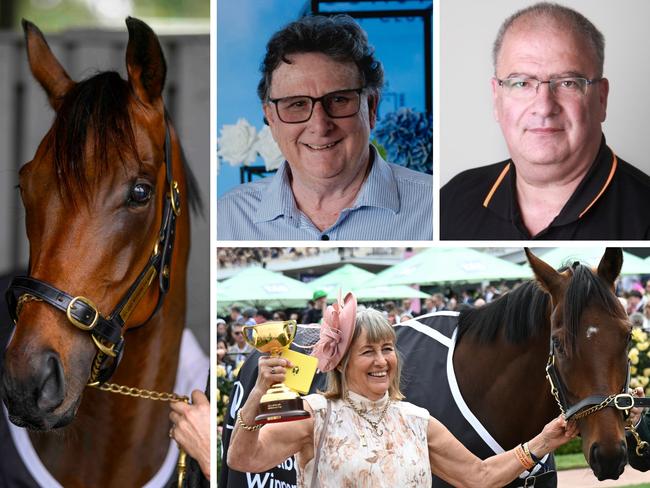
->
xmin=284 ymin=320 xmax=297 ymax=344
xmin=242 ymin=325 xmax=258 ymax=348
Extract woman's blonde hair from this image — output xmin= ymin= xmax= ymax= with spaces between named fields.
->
xmin=322 ymin=308 xmax=404 ymax=400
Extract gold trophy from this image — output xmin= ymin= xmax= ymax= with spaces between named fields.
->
xmin=243 ymin=320 xmax=312 ymax=424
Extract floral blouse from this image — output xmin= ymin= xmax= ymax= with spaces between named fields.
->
xmin=298 ymin=391 xmax=431 ymax=488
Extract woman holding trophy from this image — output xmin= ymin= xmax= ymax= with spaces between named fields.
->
xmin=227 ymin=293 xmax=578 ymax=487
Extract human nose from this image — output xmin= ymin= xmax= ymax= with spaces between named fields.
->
xmin=373 ymin=351 xmax=388 ymax=366
xmin=531 ymin=81 xmax=560 ymax=116
xmin=307 ymin=100 xmax=333 ymax=133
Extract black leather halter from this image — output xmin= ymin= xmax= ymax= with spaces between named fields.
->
xmin=5 ymin=120 xmax=181 ymax=385
xmin=545 ymin=337 xmax=650 ymax=421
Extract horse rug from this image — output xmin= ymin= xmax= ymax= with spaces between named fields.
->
xmin=396 ymin=311 xmax=556 ymax=488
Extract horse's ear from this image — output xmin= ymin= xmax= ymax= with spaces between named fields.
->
xmin=525 ymin=248 xmax=564 ymax=297
xmin=125 ymin=17 xmax=166 ymax=106
xmin=597 ymin=248 xmax=623 ymax=289
xmin=22 ymin=19 xmax=74 ymax=110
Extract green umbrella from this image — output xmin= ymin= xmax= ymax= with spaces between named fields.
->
xmin=307 ymin=264 xmax=428 ymax=301
xmin=307 ymin=264 xmax=377 ymax=294
xmin=534 ymin=248 xmax=650 ymax=276
xmin=368 ymin=248 xmax=531 ymax=286
xmin=354 ymin=285 xmax=429 ymax=301
xmin=217 ymin=267 xmax=313 ymax=312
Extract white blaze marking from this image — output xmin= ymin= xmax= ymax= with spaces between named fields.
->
xmin=586 ymin=326 xmax=599 ymax=339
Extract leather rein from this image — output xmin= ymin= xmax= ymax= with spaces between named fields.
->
xmin=5 ymin=119 xmax=181 ymax=387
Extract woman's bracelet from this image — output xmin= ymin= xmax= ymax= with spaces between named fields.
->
xmin=237 ymin=409 xmax=263 ymax=431
xmin=514 ymin=443 xmax=535 ymax=470
xmin=524 ymin=441 xmax=541 ymax=463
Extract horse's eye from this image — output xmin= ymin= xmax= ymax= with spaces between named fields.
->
xmin=129 ymin=183 xmax=153 ymax=206
xmin=552 ymin=336 xmax=564 ymax=354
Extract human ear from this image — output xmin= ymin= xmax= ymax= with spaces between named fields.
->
xmin=491 ymin=77 xmax=501 ymax=122
xmin=367 ymin=92 xmax=379 ymax=129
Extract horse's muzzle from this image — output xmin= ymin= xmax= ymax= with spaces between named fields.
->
xmin=1 ymin=350 xmax=75 ymax=430
xmin=589 ymin=440 xmax=627 ymax=480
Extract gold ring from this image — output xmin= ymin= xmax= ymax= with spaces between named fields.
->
xmin=270 ymin=368 xmax=275 ymax=375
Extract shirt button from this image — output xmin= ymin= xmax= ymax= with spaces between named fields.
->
xmin=321 ymin=235 xmax=329 ymax=241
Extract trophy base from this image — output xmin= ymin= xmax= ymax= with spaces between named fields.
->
xmin=255 ymin=396 xmax=311 ymax=425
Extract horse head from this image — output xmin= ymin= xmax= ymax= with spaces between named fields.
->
xmin=1 ymin=18 xmax=187 ymax=431
xmin=526 ymin=248 xmax=631 ymax=480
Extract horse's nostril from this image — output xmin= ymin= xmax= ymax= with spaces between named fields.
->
xmin=36 ymin=354 xmax=65 ymax=412
xmin=590 ymin=440 xmax=627 ymax=480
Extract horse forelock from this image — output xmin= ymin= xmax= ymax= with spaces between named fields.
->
xmin=43 ymin=70 xmax=203 ymax=215
xmin=50 ymin=71 xmax=140 ymax=203
xmin=563 ymin=264 xmax=623 ymax=354
xmin=457 ymin=280 xmax=550 ymax=344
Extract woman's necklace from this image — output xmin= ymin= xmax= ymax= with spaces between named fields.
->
xmin=344 ymin=392 xmax=391 ymax=440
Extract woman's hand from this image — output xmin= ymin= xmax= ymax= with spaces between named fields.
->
xmin=254 ymin=355 xmax=293 ymax=394
xmin=169 ymin=390 xmax=211 ymax=479
xmin=538 ymin=414 xmax=579 ymax=452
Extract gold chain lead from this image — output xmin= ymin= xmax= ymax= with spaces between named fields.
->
xmin=92 ymin=382 xmax=189 ymax=402
xmin=89 ymin=374 xmax=190 ymax=487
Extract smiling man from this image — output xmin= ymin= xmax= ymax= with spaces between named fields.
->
xmin=217 ymin=15 xmax=432 ymax=240
xmin=441 ymin=2 xmax=650 ymax=240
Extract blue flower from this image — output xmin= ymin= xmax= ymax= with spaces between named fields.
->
xmin=373 ymin=108 xmax=432 ymax=174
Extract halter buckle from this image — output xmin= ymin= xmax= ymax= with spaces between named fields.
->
xmin=613 ymin=393 xmax=634 ymax=411
xmin=66 ymin=296 xmax=99 ymax=331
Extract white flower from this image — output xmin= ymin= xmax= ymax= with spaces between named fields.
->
xmin=254 ymin=126 xmax=285 ymax=171
xmin=218 ymin=118 xmax=258 ymax=166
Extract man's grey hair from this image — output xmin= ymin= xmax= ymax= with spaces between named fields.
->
xmin=492 ymin=2 xmax=605 ymax=76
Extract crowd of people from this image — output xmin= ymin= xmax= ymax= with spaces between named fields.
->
xmin=217 ymin=247 xmax=405 ymax=270
xmin=217 ymin=277 xmax=650 ymax=377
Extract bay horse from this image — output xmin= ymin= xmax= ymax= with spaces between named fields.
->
xmin=0 ymin=18 xmax=200 ymax=487
xmin=396 ymin=248 xmax=634 ymax=485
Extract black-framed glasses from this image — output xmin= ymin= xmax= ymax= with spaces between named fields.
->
xmin=269 ymin=87 xmax=364 ymax=123
xmin=496 ymin=76 xmax=602 ymax=99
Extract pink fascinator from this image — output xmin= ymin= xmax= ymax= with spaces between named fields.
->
xmin=311 ymin=291 xmax=357 ymax=372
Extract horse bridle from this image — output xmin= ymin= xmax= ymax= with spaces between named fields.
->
xmin=546 ymin=336 xmax=650 ymax=454
xmin=5 ymin=119 xmax=181 ymax=386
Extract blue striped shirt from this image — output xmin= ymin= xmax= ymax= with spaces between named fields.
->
xmin=217 ymin=147 xmax=432 ymax=240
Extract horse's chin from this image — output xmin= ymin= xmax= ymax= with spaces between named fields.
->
xmin=5 ymin=394 xmax=81 ymax=431
xmin=586 ymin=440 xmax=627 ymax=481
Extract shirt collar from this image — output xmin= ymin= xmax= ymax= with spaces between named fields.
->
xmin=252 ymin=146 xmax=400 ymax=224
xmin=483 ymin=135 xmax=617 ymax=236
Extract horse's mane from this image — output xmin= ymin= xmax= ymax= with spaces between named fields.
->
xmin=457 ymin=263 xmax=621 ymax=350
xmin=50 ymin=71 xmax=202 ymax=214
xmin=457 ymin=280 xmax=550 ymax=344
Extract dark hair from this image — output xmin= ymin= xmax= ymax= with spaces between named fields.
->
xmin=628 ymin=289 xmax=643 ymax=299
xmin=257 ymin=14 xmax=384 ymax=101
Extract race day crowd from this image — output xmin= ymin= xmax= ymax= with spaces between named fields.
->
xmin=218 ymin=279 xmax=650 ymax=385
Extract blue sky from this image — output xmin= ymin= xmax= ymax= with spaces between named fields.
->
xmin=217 ymin=0 xmax=429 ymax=196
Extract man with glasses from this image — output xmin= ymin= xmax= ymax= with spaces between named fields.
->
xmin=441 ymin=2 xmax=650 ymax=239
xmin=217 ymin=15 xmax=432 ymax=240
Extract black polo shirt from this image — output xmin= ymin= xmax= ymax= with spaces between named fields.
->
xmin=441 ymin=137 xmax=650 ymax=240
